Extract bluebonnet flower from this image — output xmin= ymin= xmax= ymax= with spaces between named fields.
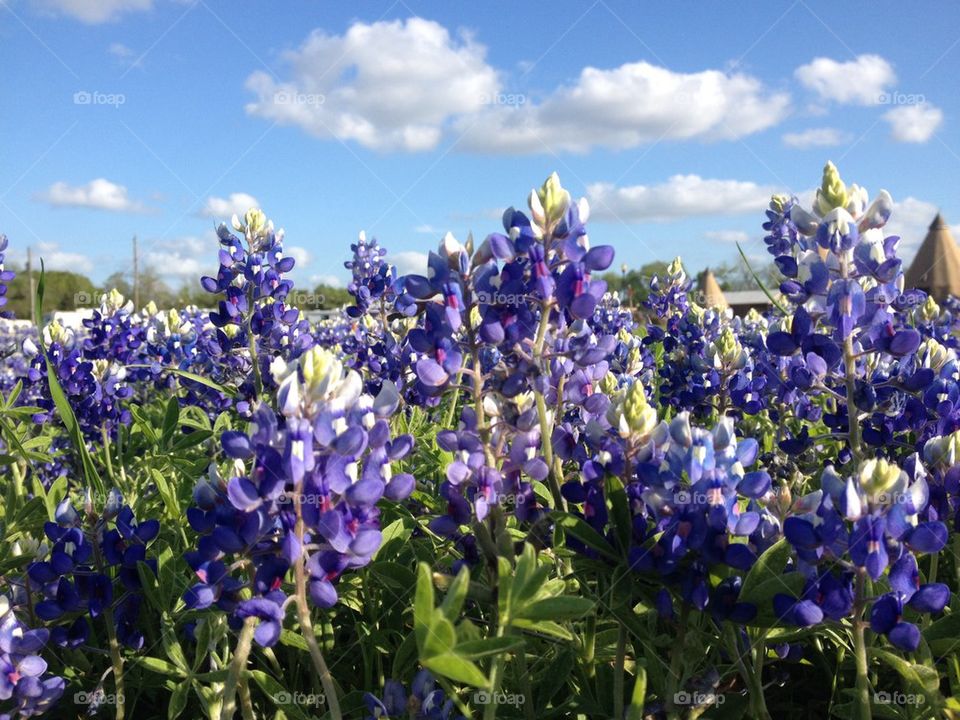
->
xmin=183 ymin=347 xmax=414 ymax=645
xmin=363 ymin=670 xmax=467 ymax=720
xmin=0 ymin=596 xmax=65 ymax=718
xmin=25 ymin=491 xmax=157 ymax=651
xmin=870 ymin=552 xmax=948 ymax=651
xmin=0 ymin=235 xmax=15 ymax=319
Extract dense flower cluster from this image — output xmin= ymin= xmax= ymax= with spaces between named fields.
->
xmin=183 ymin=346 xmax=415 ymax=645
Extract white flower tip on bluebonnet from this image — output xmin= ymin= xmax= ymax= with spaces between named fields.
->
xmin=22 ymin=337 xmax=39 ymax=357
xmin=859 ymin=189 xmax=894 ymax=232
xmin=440 ymin=231 xmax=464 ymax=259
xmin=578 ymin=196 xmax=590 ymax=224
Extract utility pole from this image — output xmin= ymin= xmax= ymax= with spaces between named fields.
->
xmin=132 ymin=235 xmax=139 ymax=310
xmin=27 ymin=246 xmax=35 ymax=322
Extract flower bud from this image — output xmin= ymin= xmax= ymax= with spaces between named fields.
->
xmin=816 ymin=161 xmax=848 ymax=215
xmin=104 ymin=488 xmax=124 ymax=520
xmin=708 ymin=327 xmax=746 ymax=370
xmin=531 ymin=172 xmax=571 ymax=233
xmin=856 ymin=458 xmax=904 ymax=503
xmin=608 ymin=381 xmax=657 ymax=440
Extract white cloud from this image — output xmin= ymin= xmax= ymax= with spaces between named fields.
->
xmin=11 ymin=242 xmax=95 ymax=274
xmin=884 ymin=103 xmax=943 ymax=143
xmin=586 ymin=175 xmax=776 ymax=222
xmin=33 ymin=0 xmax=153 ymax=24
xmin=285 ymin=245 xmax=311 ymax=268
xmin=143 ymin=234 xmax=213 ymax=281
xmin=415 ymin=224 xmax=440 ymax=234
xmin=309 ymin=274 xmax=344 ymax=288
xmin=884 ymin=197 xmax=960 ymax=254
xmin=198 ymin=193 xmax=261 ymax=219
xmin=704 ymin=230 xmax=751 ymax=244
xmin=794 ymin=54 xmax=895 ymax=105
xmin=460 ymin=62 xmax=790 ymax=154
xmin=244 ymin=18 xmax=499 ymax=152
xmin=36 ymin=178 xmax=150 ymax=213
xmin=782 ymin=127 xmax=849 ymax=148
xmin=392 ymin=250 xmax=428 ymax=276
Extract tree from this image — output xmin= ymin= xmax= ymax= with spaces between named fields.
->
xmin=4 ymin=268 xmax=96 ymax=318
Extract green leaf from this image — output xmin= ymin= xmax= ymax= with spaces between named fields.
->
xmin=249 ymin=670 xmax=313 ymax=720
xmin=870 ymin=649 xmax=941 ymax=695
xmin=414 ymin=562 xmax=435 ymax=652
xmin=423 ymin=615 xmax=457 ymax=657
xmin=626 ymin=660 xmax=647 ymax=720
xmin=368 ymin=561 xmax=417 ymax=591
xmin=439 ymin=566 xmax=470 ymax=623
xmin=279 ymin=629 xmax=310 ymax=653
xmin=554 ymin=513 xmax=619 ymax=561
xmin=736 ymin=241 xmax=788 ymax=314
xmin=739 ymin=538 xmax=792 ymax=604
xmin=161 ymin=396 xmax=180 ymax=445
xmin=515 ymin=596 xmax=594 ymax=622
xmin=137 ymin=656 xmax=186 ymax=678
xmin=421 ymin=652 xmax=488 ymax=687
xmin=456 ymin=636 xmax=525 ymax=660
xmin=126 ymin=364 xmax=237 ymax=398
xmin=605 ymin=474 xmax=632 ymax=553
xmin=512 ymin=618 xmax=573 ymax=641
xmin=168 ymin=682 xmax=189 ymax=720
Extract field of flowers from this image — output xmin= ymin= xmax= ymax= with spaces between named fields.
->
xmin=0 ymin=162 xmax=958 ymax=719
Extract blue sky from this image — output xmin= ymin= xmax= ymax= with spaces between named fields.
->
xmin=2 ymin=0 xmax=960 ymax=289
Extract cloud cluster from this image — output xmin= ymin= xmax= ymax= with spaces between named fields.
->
xmin=36 ymin=178 xmax=150 ymax=213
xmin=245 ymin=18 xmax=498 ymax=152
xmin=198 ymin=193 xmax=261 ymax=219
xmin=586 ymin=175 xmax=776 ymax=223
xmin=782 ymin=127 xmax=849 ymax=148
xmin=32 ymin=0 xmax=153 ymax=24
xmin=794 ymin=54 xmax=896 ymax=106
xmin=884 ymin=104 xmax=943 ymax=143
xmin=245 ymin=19 xmax=788 ymax=154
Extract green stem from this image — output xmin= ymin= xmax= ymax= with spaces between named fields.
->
xmin=483 ymin=625 xmax=507 ymax=720
xmin=238 ymin=676 xmax=255 ymax=720
xmin=101 ymin=425 xmax=116 ymax=484
xmin=220 ymin=617 xmax=256 ymax=720
xmin=613 ymin=623 xmax=626 ymax=720
xmin=724 ymin=625 xmax=769 ymax=720
xmin=851 ymin=569 xmax=871 ymax=720
xmin=840 ymin=256 xmax=863 ymax=462
xmin=294 ymin=484 xmax=342 ymax=720
xmin=91 ymin=533 xmax=125 ymax=720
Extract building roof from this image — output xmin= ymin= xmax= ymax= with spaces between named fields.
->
xmin=697 ymin=269 xmax=728 ymax=310
xmin=905 ymin=214 xmax=960 ymax=300
xmin=725 ymin=290 xmax=773 ymax=306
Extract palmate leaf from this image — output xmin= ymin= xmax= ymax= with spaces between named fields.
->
xmin=413 ymin=562 xmax=491 ymax=688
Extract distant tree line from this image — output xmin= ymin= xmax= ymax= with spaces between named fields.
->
xmin=2 ymin=262 xmax=351 ymax=319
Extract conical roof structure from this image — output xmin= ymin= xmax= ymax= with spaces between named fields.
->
xmin=905 ymin=214 xmax=960 ymax=300
xmin=698 ymin=268 xmax=728 ymax=310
